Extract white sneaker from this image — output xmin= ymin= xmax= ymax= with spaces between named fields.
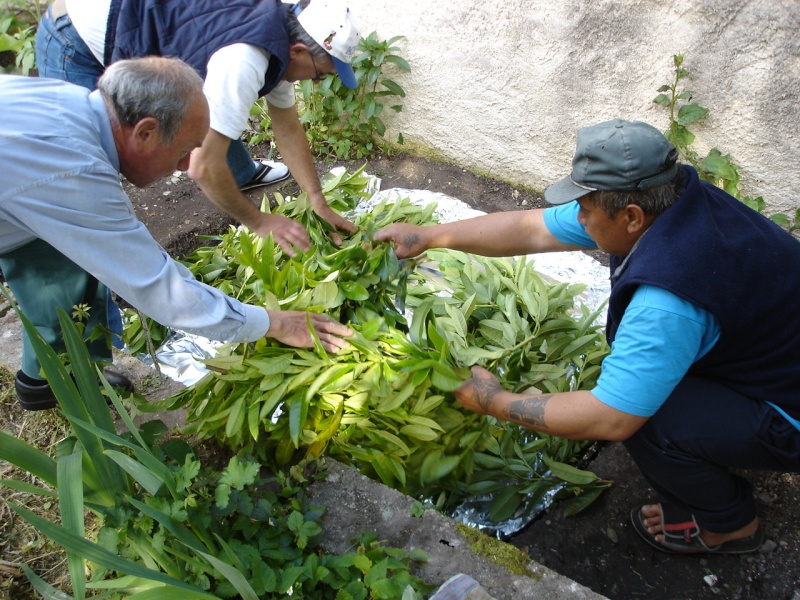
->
xmin=240 ymin=160 xmax=291 ymax=191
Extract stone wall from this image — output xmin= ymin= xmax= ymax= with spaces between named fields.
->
xmin=354 ymin=0 xmax=800 ymax=214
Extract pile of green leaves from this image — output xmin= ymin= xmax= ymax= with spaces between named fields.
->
xmin=655 ymin=53 xmax=799 ymax=234
xmin=141 ymin=168 xmax=611 ymax=523
xmin=247 ymin=32 xmax=410 ymax=160
xmin=0 ymin=289 xmax=433 ymax=599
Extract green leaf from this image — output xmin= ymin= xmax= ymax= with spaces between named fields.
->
xmin=289 ymin=392 xmax=310 ymax=447
xmin=58 ymin=452 xmax=86 ymax=600
xmin=196 ymin=546 xmax=259 ymax=600
xmin=0 ymin=431 xmax=57 ymax=487
xmin=380 ymin=79 xmax=406 ymax=97
xmin=341 ymin=281 xmax=370 ymax=301
xmin=104 ymin=450 xmax=164 ymax=496
xmin=430 ymin=368 xmax=464 ymax=393
xmin=542 ymin=455 xmax=599 ymax=485
xmin=561 ymin=484 xmax=610 ymax=516
xmin=126 ymin=588 xmax=219 ymax=600
xmin=419 ymin=450 xmax=461 ymax=483
xmin=384 ymin=55 xmax=411 ymax=71
xmin=22 ymin=564 xmax=78 ymax=600
xmin=488 ymin=486 xmax=522 ymax=521
xmin=399 ymin=424 xmax=439 ymax=442
xmin=676 ymin=102 xmax=708 ymax=126
xmin=220 ymin=455 xmax=261 ymax=490
xmin=11 ymin=503 xmax=208 ymax=594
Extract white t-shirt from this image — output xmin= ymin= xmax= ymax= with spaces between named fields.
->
xmin=203 ymin=44 xmax=295 ymax=140
xmin=65 ymin=0 xmax=111 ymax=65
xmin=66 ymin=2 xmax=296 ymax=140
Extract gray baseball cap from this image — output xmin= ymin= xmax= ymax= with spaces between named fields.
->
xmin=544 ymin=119 xmax=679 ymax=205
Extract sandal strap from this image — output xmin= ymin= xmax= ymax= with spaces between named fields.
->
xmin=659 ymin=502 xmax=702 ymax=546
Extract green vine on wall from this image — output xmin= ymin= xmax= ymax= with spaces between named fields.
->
xmin=654 ymin=54 xmax=798 ymax=234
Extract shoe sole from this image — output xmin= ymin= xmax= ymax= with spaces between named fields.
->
xmin=17 ymin=397 xmax=58 ymax=411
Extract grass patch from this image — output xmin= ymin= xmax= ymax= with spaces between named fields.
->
xmin=0 ymin=367 xmax=72 ymax=599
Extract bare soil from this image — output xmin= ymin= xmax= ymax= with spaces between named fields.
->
xmin=19 ymin=151 xmax=800 ymax=600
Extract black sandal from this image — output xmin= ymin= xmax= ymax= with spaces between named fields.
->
xmin=631 ymin=502 xmax=765 ymax=554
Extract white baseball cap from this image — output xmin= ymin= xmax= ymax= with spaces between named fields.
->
xmin=295 ymin=0 xmax=362 ymax=89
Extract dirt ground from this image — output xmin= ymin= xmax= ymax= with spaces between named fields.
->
xmin=33 ymin=151 xmax=800 ymax=599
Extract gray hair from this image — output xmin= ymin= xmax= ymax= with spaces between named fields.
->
xmin=591 ymin=166 xmax=686 ymax=219
xmin=97 ymin=57 xmax=205 ymax=143
xmin=285 ymin=0 xmax=329 ymax=59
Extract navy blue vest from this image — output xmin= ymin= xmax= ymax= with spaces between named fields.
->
xmin=106 ymin=0 xmax=290 ymax=96
xmin=607 ymin=166 xmax=800 ymax=409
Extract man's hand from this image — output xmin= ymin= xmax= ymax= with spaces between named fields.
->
xmin=269 ymin=103 xmax=357 ymax=243
xmin=250 ymin=213 xmax=312 ymax=257
xmin=265 ymin=309 xmax=353 ymax=353
xmin=454 ymin=365 xmax=504 ymax=416
xmin=373 ymin=223 xmax=428 ymax=259
xmin=310 ymin=198 xmax=357 ymax=245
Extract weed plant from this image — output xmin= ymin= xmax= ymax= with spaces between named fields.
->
xmin=655 ymin=53 xmax=799 ymax=234
xmin=140 ymin=169 xmax=611 ymax=527
xmin=247 ymin=32 xmax=410 ymax=160
xmin=0 ymin=0 xmax=41 ymax=74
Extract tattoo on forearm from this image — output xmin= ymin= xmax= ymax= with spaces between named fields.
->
xmin=472 ymin=376 xmax=503 ymax=413
xmin=507 ymin=395 xmax=551 ymax=429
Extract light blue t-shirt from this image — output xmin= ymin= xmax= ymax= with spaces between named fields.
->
xmin=543 ymin=203 xmax=720 ymax=416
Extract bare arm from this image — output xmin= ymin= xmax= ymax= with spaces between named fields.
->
xmin=187 ymin=128 xmax=312 ymax=256
xmin=455 ymin=366 xmax=647 ymax=441
xmin=268 ymin=102 xmax=357 ymax=237
xmin=373 ymin=208 xmax=587 ymax=259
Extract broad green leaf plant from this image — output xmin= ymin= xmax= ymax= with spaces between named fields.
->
xmin=247 ymin=32 xmax=410 ymax=160
xmin=142 ymin=169 xmax=611 ymax=525
xmin=0 ymin=288 xmax=433 ymax=598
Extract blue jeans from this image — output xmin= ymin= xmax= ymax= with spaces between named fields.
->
xmin=623 ymin=375 xmax=800 ymax=533
xmin=0 ymin=240 xmax=113 ymax=378
xmin=228 ymin=139 xmax=258 ymax=187
xmin=35 ymin=8 xmax=104 ymax=88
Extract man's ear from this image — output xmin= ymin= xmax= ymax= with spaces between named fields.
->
xmin=131 ymin=117 xmax=161 ymax=151
xmin=624 ymin=204 xmax=649 ymax=234
xmin=288 ymin=42 xmax=309 ymax=59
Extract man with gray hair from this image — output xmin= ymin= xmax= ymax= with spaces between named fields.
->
xmin=375 ymin=119 xmax=800 ymax=556
xmin=0 ymin=56 xmax=352 ymax=411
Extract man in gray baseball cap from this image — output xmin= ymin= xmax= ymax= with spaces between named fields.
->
xmin=374 ymin=118 xmax=800 ymax=556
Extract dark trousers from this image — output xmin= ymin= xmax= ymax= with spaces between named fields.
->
xmin=624 ymin=375 xmax=800 ymax=533
xmin=0 ymin=239 xmax=112 ymax=378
